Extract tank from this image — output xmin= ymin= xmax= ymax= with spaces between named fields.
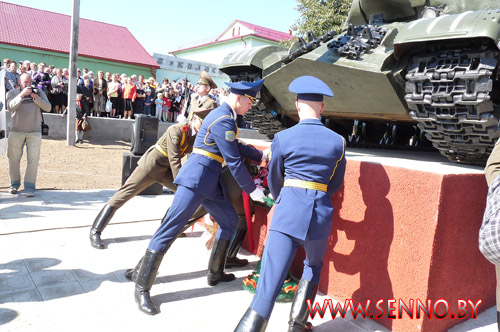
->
xmin=220 ymin=0 xmax=500 ymax=165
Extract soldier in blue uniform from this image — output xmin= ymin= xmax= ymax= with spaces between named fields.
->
xmin=234 ymin=76 xmax=346 ymax=332
xmin=132 ymin=79 xmax=268 ymax=315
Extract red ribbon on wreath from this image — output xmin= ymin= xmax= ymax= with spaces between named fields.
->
xmin=242 ymin=190 xmax=254 ymax=253
xmin=242 ymin=163 xmax=272 ymax=254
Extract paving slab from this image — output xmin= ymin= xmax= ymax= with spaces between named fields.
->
xmin=0 ymin=189 xmax=497 ymax=331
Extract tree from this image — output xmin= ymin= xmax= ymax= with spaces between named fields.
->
xmin=292 ymin=0 xmax=352 ymax=38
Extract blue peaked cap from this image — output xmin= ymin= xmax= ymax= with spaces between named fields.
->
xmin=288 ymin=76 xmax=333 ymax=102
xmin=225 ymin=79 xmax=265 ymax=98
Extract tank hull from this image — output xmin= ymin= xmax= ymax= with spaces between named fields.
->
xmin=264 ymin=49 xmax=411 ymax=122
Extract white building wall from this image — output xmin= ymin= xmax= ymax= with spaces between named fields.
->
xmin=153 ymin=53 xmax=229 ymax=88
xmin=176 ymin=41 xmax=245 ymax=65
xmin=247 ymin=38 xmax=278 ymax=48
xmin=173 ymin=37 xmax=282 ymax=65
xmin=219 ymin=22 xmax=254 ymax=41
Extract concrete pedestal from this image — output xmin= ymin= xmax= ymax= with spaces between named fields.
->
xmin=241 ymin=148 xmax=495 ymax=332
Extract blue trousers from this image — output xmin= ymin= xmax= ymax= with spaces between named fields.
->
xmin=148 ymin=185 xmax=238 ymax=253
xmin=250 ymin=230 xmax=329 ymax=320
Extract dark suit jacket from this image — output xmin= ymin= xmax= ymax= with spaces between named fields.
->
xmin=93 ymin=78 xmax=107 ymax=96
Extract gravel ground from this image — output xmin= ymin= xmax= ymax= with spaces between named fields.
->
xmin=0 ymin=137 xmax=130 ymax=192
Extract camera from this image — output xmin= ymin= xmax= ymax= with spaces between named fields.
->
xmin=30 ymin=85 xmax=39 ymax=95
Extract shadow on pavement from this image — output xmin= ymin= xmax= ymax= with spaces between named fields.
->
xmin=153 ymin=275 xmax=247 ymax=307
xmin=0 ymin=308 xmax=17 ymax=326
xmin=0 ymin=258 xmax=123 ymax=304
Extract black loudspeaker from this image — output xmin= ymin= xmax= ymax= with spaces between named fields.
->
xmin=122 ymin=152 xmax=163 ymax=195
xmin=130 ymin=114 xmax=159 ymax=156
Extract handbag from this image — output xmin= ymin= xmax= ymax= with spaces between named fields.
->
xmin=82 ymin=119 xmax=91 ymax=131
xmin=105 ymin=99 xmax=112 ymax=112
xmin=41 ymin=111 xmax=49 ymax=136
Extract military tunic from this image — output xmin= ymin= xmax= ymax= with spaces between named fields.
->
xmin=250 ymin=118 xmax=346 ymax=320
xmin=108 ymin=123 xmax=194 ymax=208
xmin=189 ymin=95 xmax=218 ymax=116
xmin=186 ymin=94 xmax=218 ymax=123
xmin=147 ymin=102 xmax=263 ymax=253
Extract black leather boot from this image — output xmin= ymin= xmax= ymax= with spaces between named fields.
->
xmin=134 ymin=249 xmax=164 ymax=315
xmin=207 ymin=238 xmax=235 ymax=286
xmin=89 ymin=204 xmax=117 ymax=249
xmin=226 ymin=256 xmax=249 ymax=268
xmin=125 ymin=257 xmax=143 ymax=282
xmin=226 ymin=216 xmax=249 ymax=268
xmin=497 ymin=311 xmax=500 ymax=332
xmin=234 ymin=307 xmax=268 ymax=332
xmin=288 ymin=279 xmax=318 ymax=332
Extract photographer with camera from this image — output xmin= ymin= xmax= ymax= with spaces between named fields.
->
xmin=5 ymin=73 xmax=51 ymax=197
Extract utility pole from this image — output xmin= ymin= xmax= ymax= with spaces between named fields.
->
xmin=66 ymin=0 xmax=80 ymax=145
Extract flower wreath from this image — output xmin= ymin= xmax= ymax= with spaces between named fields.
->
xmin=242 ymin=163 xmax=298 ymax=301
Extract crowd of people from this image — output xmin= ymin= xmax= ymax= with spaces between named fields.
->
xmin=2 ymin=58 xmax=229 ymax=122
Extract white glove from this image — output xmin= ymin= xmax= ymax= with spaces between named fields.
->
xmin=261 ymin=148 xmax=271 ymax=162
xmin=250 ymin=187 xmax=265 ymax=202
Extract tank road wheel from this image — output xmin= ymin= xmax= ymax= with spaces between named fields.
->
xmin=361 ymin=122 xmax=389 ymax=145
xmin=349 ymin=121 xmax=388 ymax=145
xmin=406 ymin=126 xmax=432 ymax=148
xmin=405 ymin=50 xmax=500 ymax=165
xmin=390 ymin=124 xmax=417 ymax=147
xmin=324 ymin=118 xmax=353 ymax=141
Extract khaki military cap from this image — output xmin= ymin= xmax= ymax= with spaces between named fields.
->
xmin=198 ymin=70 xmax=217 ymax=89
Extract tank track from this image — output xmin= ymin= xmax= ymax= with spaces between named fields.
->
xmin=405 ymin=49 xmax=500 ymax=165
xmin=243 ymin=104 xmax=286 ymax=139
xmin=328 ymin=23 xmax=388 ymax=60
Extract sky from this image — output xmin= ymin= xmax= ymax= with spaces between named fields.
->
xmin=4 ymin=0 xmax=300 ymax=56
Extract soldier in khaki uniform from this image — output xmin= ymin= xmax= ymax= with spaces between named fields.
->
xmin=89 ymin=107 xmax=210 ymax=249
xmin=89 ymin=71 xmax=218 ymax=249
xmin=186 ymin=70 xmax=218 ymax=121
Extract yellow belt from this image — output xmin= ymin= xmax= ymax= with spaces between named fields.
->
xmin=284 ymin=179 xmax=327 ymax=192
xmin=155 ymin=144 xmax=168 ymax=157
xmin=192 ymin=147 xmax=224 ymax=164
